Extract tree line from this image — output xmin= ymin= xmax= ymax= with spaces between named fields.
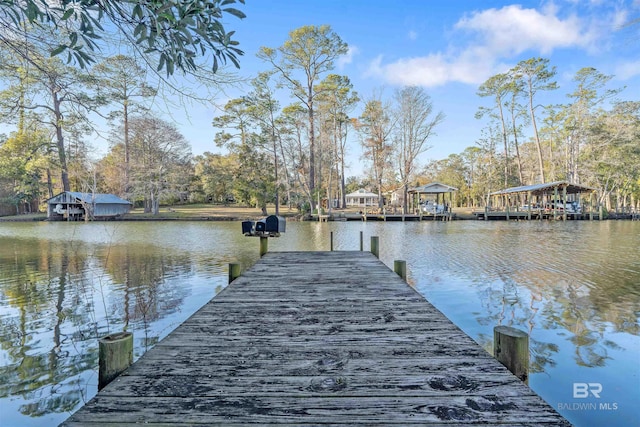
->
xmin=1 ymin=19 xmax=638 ymax=215
xmin=426 ymin=60 xmax=639 ymax=211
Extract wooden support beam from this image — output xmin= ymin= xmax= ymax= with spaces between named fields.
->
xmin=228 ymin=263 xmax=241 ymax=284
xmin=370 ymin=236 xmax=379 ymax=258
xmin=260 ymin=236 xmax=268 ymax=257
xmin=99 ymin=332 xmax=133 ymax=390
xmin=562 ymin=186 xmax=567 ymax=221
xmin=493 ymin=326 xmax=529 ymax=384
xmin=394 ymin=260 xmax=407 ymax=282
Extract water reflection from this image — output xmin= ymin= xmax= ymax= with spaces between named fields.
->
xmin=1 ymin=238 xmax=97 ymax=422
xmin=0 ymin=221 xmax=638 ymax=426
xmin=0 ymin=224 xmax=236 ymax=426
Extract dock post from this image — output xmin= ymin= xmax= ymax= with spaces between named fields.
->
xmin=562 ymin=186 xmax=567 ymax=221
xmin=260 ymin=236 xmax=268 ymax=257
xmin=370 ymin=236 xmax=379 ymax=258
xmin=506 ymin=198 xmax=510 ymax=221
xmin=360 ymin=231 xmax=363 ymax=251
xmin=99 ymin=331 xmax=133 ymax=390
xmin=394 ymin=260 xmax=407 ymax=281
xmin=228 ymin=263 xmax=241 ymax=284
xmin=493 ymin=325 xmax=529 ymax=384
xmin=330 ymin=231 xmax=334 ymax=251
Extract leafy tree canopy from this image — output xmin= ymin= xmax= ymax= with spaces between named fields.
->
xmin=0 ymin=0 xmax=245 ymax=75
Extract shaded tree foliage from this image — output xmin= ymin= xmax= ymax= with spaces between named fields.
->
xmin=0 ymin=0 xmax=246 ymax=75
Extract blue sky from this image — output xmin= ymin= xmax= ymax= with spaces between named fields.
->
xmin=163 ymin=0 xmax=639 ymax=177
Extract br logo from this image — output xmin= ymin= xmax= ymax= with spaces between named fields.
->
xmin=573 ymin=383 xmax=602 ymax=398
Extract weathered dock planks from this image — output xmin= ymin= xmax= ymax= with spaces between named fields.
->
xmin=62 ymin=251 xmax=570 ymax=426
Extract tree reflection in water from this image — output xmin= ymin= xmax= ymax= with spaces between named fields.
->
xmin=0 ymin=237 xmax=197 ymax=423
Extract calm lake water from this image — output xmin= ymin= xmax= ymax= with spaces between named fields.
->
xmin=0 ymin=220 xmax=638 ymax=426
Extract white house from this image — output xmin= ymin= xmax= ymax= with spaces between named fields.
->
xmin=345 ymin=189 xmax=379 ymax=208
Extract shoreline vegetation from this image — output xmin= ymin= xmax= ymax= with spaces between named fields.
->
xmin=0 ymin=204 xmax=478 ymax=222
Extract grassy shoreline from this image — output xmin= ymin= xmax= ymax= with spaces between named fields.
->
xmin=0 ymin=204 xmax=477 ymax=221
xmin=0 ymin=204 xmax=300 ymax=222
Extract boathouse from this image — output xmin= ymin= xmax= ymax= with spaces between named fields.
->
xmin=46 ymin=191 xmax=132 ymax=221
xmin=408 ymin=182 xmax=458 ymax=214
xmin=477 ymin=181 xmax=597 ymax=220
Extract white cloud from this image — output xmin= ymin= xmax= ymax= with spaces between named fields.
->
xmin=612 ymin=9 xmax=629 ymax=29
xmin=615 ymin=60 xmax=640 ymax=79
xmin=408 ymin=30 xmax=418 ymax=41
xmin=367 ymin=50 xmax=496 ymax=87
xmin=455 ymin=4 xmax=596 ymax=55
xmin=337 ymin=45 xmax=360 ymax=70
xmin=368 ymin=4 xmax=601 ymax=88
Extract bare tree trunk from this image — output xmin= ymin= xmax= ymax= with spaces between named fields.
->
xmin=124 ymin=101 xmax=130 ymax=194
xmin=272 ymin=134 xmax=279 ymax=215
xmin=308 ymin=89 xmax=316 ymax=211
xmin=528 ymin=84 xmax=545 ymax=183
xmin=46 ymin=168 xmax=54 ymax=198
xmin=498 ymin=104 xmax=509 ymax=187
xmin=52 ymin=91 xmax=70 ymax=192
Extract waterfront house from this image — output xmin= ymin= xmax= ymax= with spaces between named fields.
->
xmin=345 ymin=189 xmax=380 ymax=208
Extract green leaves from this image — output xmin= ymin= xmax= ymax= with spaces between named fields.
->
xmin=60 ymin=8 xmax=74 ymax=21
xmin=123 ymin=0 xmax=246 ymax=76
xmin=51 ymin=45 xmax=67 ymax=57
xmin=2 ymin=0 xmax=246 ymax=76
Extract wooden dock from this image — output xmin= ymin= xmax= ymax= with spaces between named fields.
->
xmin=318 ymin=213 xmax=453 ymax=221
xmin=62 ymin=251 xmax=569 ymax=426
xmin=473 ymin=210 xmax=599 ymax=221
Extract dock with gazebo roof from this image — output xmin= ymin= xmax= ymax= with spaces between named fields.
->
xmin=407 ymin=182 xmax=458 ymax=221
xmin=474 ymin=181 xmax=599 ymax=221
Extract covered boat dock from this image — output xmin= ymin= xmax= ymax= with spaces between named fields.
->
xmin=474 ymin=181 xmax=599 ymax=221
xmin=408 ymin=182 xmax=458 ymax=221
xmin=46 ymin=191 xmax=132 ymax=221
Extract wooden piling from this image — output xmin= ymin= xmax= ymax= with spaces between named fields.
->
xmin=562 ymin=186 xmax=567 ymax=221
xmin=98 ymin=331 xmax=133 ymax=390
xmin=506 ymin=198 xmax=510 ymax=221
xmin=359 ymin=231 xmax=363 ymax=251
xmin=330 ymin=231 xmax=334 ymax=251
xmin=394 ymin=260 xmax=407 ymax=282
xmin=493 ymin=325 xmax=529 ymax=384
xmin=370 ymin=236 xmax=379 ymax=258
xmin=259 ymin=236 xmax=268 ymax=257
xmin=228 ymin=263 xmax=241 ymax=284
